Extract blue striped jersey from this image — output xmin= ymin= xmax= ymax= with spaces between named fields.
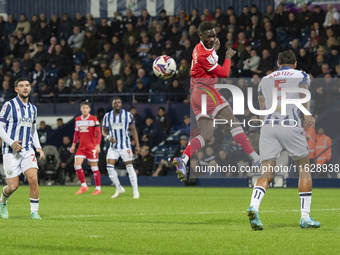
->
xmin=103 ymin=109 xmax=134 ymax=149
xmin=0 ymin=96 xmax=37 ymax=154
xmin=258 ymin=66 xmax=310 ymax=128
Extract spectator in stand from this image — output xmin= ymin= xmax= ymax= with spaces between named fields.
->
xmin=327 ymin=46 xmax=340 ymax=72
xmin=122 ymin=23 xmax=139 ymax=45
xmin=262 ymin=5 xmax=275 ymax=24
xmin=48 ymin=14 xmax=59 ymax=37
xmin=242 ymin=49 xmax=260 ymax=77
xmin=58 ymin=136 xmax=74 ymax=184
xmin=297 ymin=4 xmax=312 ymax=30
xmin=51 ymin=78 xmax=71 ymax=103
xmin=109 ymin=52 xmax=122 ymax=77
xmin=312 ymin=5 xmax=326 ymax=28
xmin=123 ymin=9 xmax=138 ymax=27
xmin=297 ymin=48 xmax=313 ymax=73
xmin=74 ymin=12 xmax=86 ymax=31
xmin=31 ymin=62 xmax=46 ymax=89
xmin=93 ymin=78 xmax=109 ymax=95
xmin=149 ymin=33 xmax=164 ymax=59
xmin=215 ymin=7 xmax=227 ymax=29
xmin=323 ymin=4 xmax=340 ymax=28
xmin=67 ymin=71 xmax=79 ymax=87
xmin=285 ymin=13 xmax=300 ymax=38
xmin=248 ymin=16 xmax=263 ymax=41
xmin=114 ymin=79 xmax=129 ymax=98
xmin=310 ymin=54 xmax=324 ymax=77
xmin=137 ymin=36 xmax=152 ymax=60
xmin=203 ymin=8 xmax=213 ymax=22
xmin=10 ymin=60 xmax=27 ymax=79
xmin=233 ymin=32 xmax=249 ymax=54
xmin=315 ymin=128 xmax=332 ymax=167
xmin=38 ymin=121 xmax=53 ymax=146
xmin=14 ymin=13 xmax=31 ymax=35
xmin=28 ymin=14 xmax=39 ymax=38
xmin=133 ymin=79 xmax=148 ymax=103
xmin=179 ymin=115 xmax=191 ymax=137
xmin=83 ymin=72 xmax=97 ymax=93
xmin=3 ymin=15 xmax=17 ymax=39
xmin=2 ymin=56 xmax=12 ymax=74
xmin=141 ymin=117 xmax=164 ymax=148
xmin=111 ymin=35 xmax=124 ymax=54
xmin=177 ymin=9 xmax=189 ymax=31
xmin=103 ymin=70 xmax=117 ymax=93
xmin=36 ymin=20 xmax=51 ymax=45
xmin=125 ymin=35 xmax=138 ymax=59
xmin=121 ymin=65 xmax=136 ymax=91
xmin=58 ymin=13 xmax=74 ymax=39
xmin=48 ymin=37 xmax=57 ymax=54
xmin=0 ymin=16 xmax=5 ymax=39
xmin=84 ymin=17 xmax=97 ymax=35
xmin=0 ymin=80 xmax=15 ymax=104
xmin=167 ymin=78 xmax=186 ymax=102
xmin=22 ymin=33 xmax=37 ymax=58
xmin=94 ymin=41 xmax=114 ymax=64
xmin=33 ymin=42 xmax=49 ymax=67
xmin=273 ymin=3 xmax=288 ymax=30
xmin=238 ymin=6 xmax=251 ymax=31
xmin=5 ymin=36 xmax=20 ymax=58
xmin=21 ymin=52 xmax=35 ymax=74
xmin=313 ymin=74 xmax=332 ymax=115
xmin=158 ymin=9 xmax=169 ymax=28
xmin=33 ymin=82 xmax=52 ymax=103
xmin=216 ymin=149 xmax=238 ymax=177
xmin=134 ymin=146 xmax=154 ymax=176
xmin=188 ymin=8 xmax=201 ymax=28
xmin=253 ymin=49 xmax=273 ymax=76
xmin=60 ymin=38 xmax=73 ymax=57
xmin=49 ymin=43 xmax=70 ymax=78
xmin=81 ymin=29 xmax=97 ymax=61
xmin=69 ymin=79 xmax=86 ymax=104
xmin=156 ymin=107 xmax=171 ymax=134
xmin=74 ymin=64 xmax=86 ymax=79
xmin=68 ymin=26 xmax=84 ymax=52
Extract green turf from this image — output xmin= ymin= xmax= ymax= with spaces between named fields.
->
xmin=1 ymin=186 xmax=339 ymax=255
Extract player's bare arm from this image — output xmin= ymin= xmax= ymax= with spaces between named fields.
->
xmin=213 ymin=38 xmax=220 ymax=51
xmin=258 ymin=91 xmax=266 ymax=121
xmin=129 ymin=124 xmax=140 ymax=153
xmin=36 ymin=147 xmax=45 ymax=160
xmin=299 ymin=83 xmax=315 ymax=128
xmin=10 ymin=141 xmax=23 ymax=152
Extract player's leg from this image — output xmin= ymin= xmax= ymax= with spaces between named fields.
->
xmin=124 ymin=161 xmax=139 ymax=199
xmin=173 ymin=118 xmax=213 ymax=181
xmin=0 ymin=176 xmax=19 ymax=219
xmin=74 ymin=157 xmax=89 ymax=194
xmin=89 ymin=161 xmax=101 ymax=194
xmin=295 ymin=155 xmax=321 ymax=228
xmin=107 ymin=158 xmax=125 ymax=198
xmin=25 ymin=167 xmax=42 ymax=219
xmin=215 ymin=107 xmax=260 ymax=164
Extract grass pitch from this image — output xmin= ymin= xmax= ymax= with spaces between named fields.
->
xmin=1 ymin=186 xmax=339 ymax=255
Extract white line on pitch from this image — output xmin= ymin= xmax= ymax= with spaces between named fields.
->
xmin=48 ymin=208 xmax=340 ymax=219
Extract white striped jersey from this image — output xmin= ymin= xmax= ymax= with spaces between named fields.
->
xmin=103 ymin=109 xmax=134 ymax=149
xmin=258 ymin=66 xmax=310 ymax=128
xmin=0 ymin=96 xmax=37 ymax=154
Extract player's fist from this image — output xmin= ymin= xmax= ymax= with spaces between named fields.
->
xmin=11 ymin=141 xmax=22 ymax=152
xmin=225 ymin=48 xmax=237 ymax=60
xmin=70 ymin=145 xmax=76 ymax=153
xmin=214 ymin=38 xmax=220 ymax=51
xmin=95 ymin=144 xmax=100 ymax=154
xmin=36 ymin=148 xmax=45 ymax=160
xmin=304 ymin=115 xmax=315 ymax=128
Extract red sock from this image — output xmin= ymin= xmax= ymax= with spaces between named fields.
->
xmin=183 ymin=135 xmax=205 ymax=158
xmin=92 ymin=167 xmax=101 ymax=187
xmin=75 ymin=168 xmax=86 ymax=184
xmin=231 ymin=127 xmax=255 ymax=155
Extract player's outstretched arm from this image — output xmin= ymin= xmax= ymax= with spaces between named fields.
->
xmin=0 ymin=121 xmax=18 ymax=150
xmin=70 ymin=131 xmax=79 ymax=153
xmin=129 ymin=124 xmax=140 ymax=153
xmin=95 ymin=125 xmax=102 ymax=154
xmin=209 ymin=49 xmax=237 ymax=78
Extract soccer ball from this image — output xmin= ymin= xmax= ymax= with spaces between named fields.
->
xmin=153 ymin=55 xmax=177 ymax=79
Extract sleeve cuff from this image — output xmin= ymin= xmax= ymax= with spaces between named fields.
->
xmin=207 ymin=63 xmax=218 ymax=72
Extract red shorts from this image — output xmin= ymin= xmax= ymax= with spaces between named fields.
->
xmin=191 ymin=87 xmax=230 ymax=121
xmin=75 ymin=146 xmax=98 ymax=162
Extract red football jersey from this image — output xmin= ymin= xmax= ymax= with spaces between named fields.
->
xmin=191 ymin=41 xmax=219 ymax=89
xmin=74 ymin=114 xmax=100 ymax=149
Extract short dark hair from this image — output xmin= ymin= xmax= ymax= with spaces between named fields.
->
xmin=112 ymin=96 xmax=122 ymax=104
xmin=158 ymin=107 xmax=165 ymax=111
xmin=57 ymin=118 xmax=63 ymax=121
xmin=81 ymin=100 xmax=91 ymax=108
xmin=198 ymin=21 xmax=215 ymax=34
xmin=278 ymin=51 xmax=296 ymax=65
xmin=14 ymin=77 xmax=29 ymax=87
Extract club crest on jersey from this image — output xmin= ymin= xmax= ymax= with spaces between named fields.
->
xmin=207 ymin=55 xmax=215 ymax=66
xmin=7 ymin=170 xmax=12 ymax=176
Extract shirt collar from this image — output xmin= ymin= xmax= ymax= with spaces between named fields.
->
xmin=15 ymin=96 xmax=30 ymax=108
xmin=278 ymin=66 xmax=292 ymax=70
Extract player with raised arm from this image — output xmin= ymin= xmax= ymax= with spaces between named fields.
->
xmin=0 ymin=77 xmax=45 ymax=219
xmin=70 ymin=100 xmax=102 ymax=195
xmin=173 ymin=21 xmax=260 ymax=181
xmin=247 ymin=51 xmax=321 ymax=230
xmin=102 ymin=97 xmax=140 ymax=199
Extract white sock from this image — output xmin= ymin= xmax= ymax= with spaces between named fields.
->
xmin=126 ymin=164 xmax=139 ymax=194
xmin=0 ymin=187 xmax=10 ymax=205
xmin=81 ymin=183 xmax=87 ymax=187
xmin=95 ymin=186 xmax=101 ymax=191
xmin=299 ymin=192 xmax=312 ymax=220
xmin=107 ymin=164 xmax=122 ymax=188
xmin=249 ymin=151 xmax=260 ymax=162
xmin=182 ymin=154 xmax=189 ymax=165
xmin=250 ymin=186 xmax=266 ymax=212
xmin=30 ymin=198 xmax=39 ymax=214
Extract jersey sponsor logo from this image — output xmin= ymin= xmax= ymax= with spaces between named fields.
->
xmin=111 ymin=123 xmax=124 ymax=129
xmin=79 ymin=126 xmax=89 ymax=132
xmin=207 ymin=55 xmax=215 ymax=66
xmin=19 ymin=117 xmax=33 ymax=127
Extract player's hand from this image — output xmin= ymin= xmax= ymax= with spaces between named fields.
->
xmin=95 ymin=144 xmax=100 ymax=154
xmin=11 ymin=141 xmax=23 ymax=152
xmin=108 ymin=136 xmax=116 ymax=144
xmin=214 ymin=38 xmax=220 ymax=51
xmin=36 ymin=148 xmax=45 ymax=160
xmin=304 ymin=115 xmax=315 ymax=128
xmin=135 ymin=144 xmax=140 ymax=154
xmin=225 ymin=48 xmax=237 ymax=60
xmin=70 ymin=145 xmax=75 ymax=153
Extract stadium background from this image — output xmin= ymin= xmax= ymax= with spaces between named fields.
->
xmin=0 ymin=0 xmax=339 ymax=186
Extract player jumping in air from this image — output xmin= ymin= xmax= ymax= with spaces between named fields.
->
xmin=0 ymin=77 xmax=45 ymax=219
xmin=173 ymin=21 xmax=260 ymax=181
xmin=70 ymin=100 xmax=102 ymax=195
xmin=102 ymin=97 xmax=140 ymax=199
xmin=247 ymin=51 xmax=321 ymax=230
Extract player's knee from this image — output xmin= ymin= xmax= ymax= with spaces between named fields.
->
xmin=7 ymin=183 xmax=19 ymax=193
xmin=28 ymin=175 xmax=38 ymax=186
xmin=201 ymin=133 xmax=213 ymax=143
